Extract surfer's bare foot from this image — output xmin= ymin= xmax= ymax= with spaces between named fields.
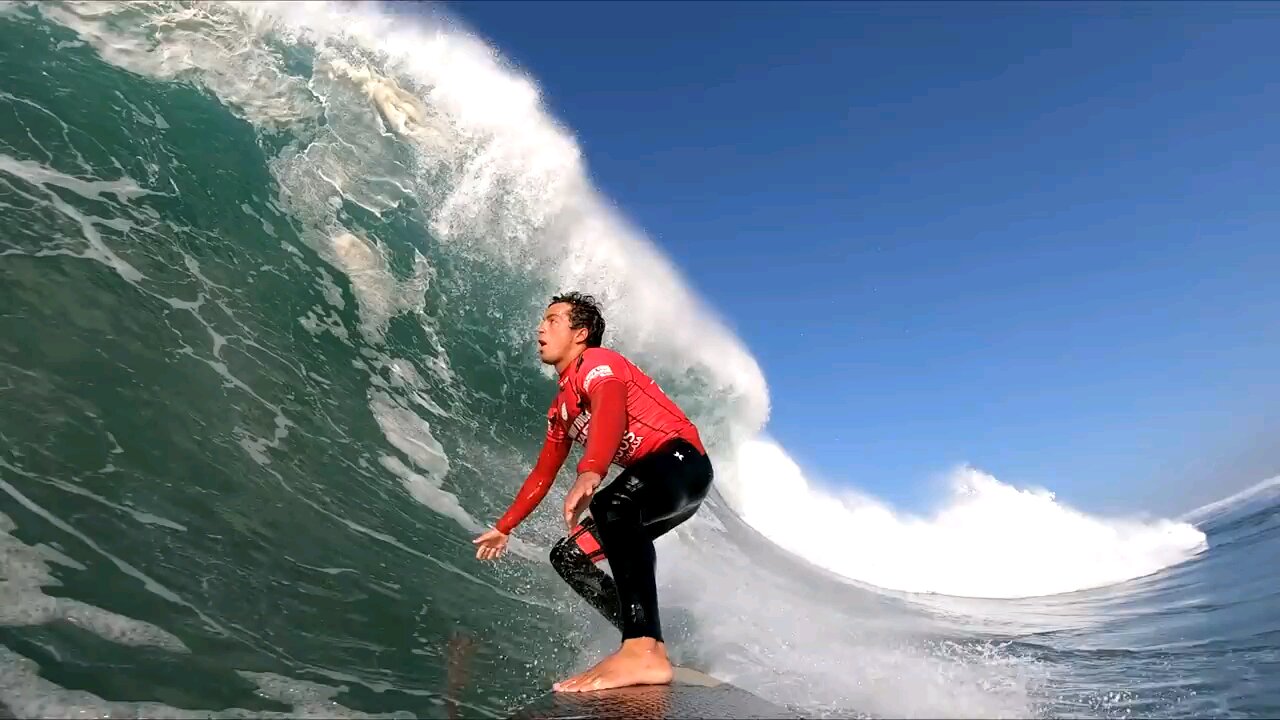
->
xmin=553 ymin=638 xmax=673 ymax=693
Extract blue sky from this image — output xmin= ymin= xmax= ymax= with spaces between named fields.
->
xmin=444 ymin=1 xmax=1279 ymax=516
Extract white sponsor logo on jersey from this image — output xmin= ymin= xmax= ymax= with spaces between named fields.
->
xmin=569 ymin=409 xmax=591 ymax=440
xmin=614 ymin=431 xmax=643 ymax=463
xmin=568 ymin=413 xmax=643 ymax=465
xmin=582 ymin=364 xmax=614 ymax=392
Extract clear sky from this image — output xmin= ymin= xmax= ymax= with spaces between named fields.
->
xmin=443 ymin=1 xmax=1279 ymax=516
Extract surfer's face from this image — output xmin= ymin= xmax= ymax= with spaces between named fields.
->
xmin=537 ymin=303 xmax=585 ymax=365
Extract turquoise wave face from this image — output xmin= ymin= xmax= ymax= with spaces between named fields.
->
xmin=0 ymin=3 xmax=771 ymax=717
xmin=0 ymin=10 xmax=574 ymax=720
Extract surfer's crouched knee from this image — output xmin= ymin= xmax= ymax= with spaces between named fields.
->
xmin=551 ymin=521 xmax=605 ymax=576
xmin=549 ymin=536 xmax=581 ymax=578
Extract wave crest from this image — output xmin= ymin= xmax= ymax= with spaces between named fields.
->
xmin=720 ymin=437 xmax=1208 ymax=598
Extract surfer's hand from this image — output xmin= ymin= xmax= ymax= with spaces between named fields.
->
xmin=473 ymin=528 xmax=509 ymax=561
xmin=564 ymin=471 xmax=602 ymax=530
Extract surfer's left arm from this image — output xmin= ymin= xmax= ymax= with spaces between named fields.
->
xmin=579 ymin=379 xmax=626 ymax=475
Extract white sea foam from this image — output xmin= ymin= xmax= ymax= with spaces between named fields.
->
xmin=718 ymin=437 xmax=1209 ymax=598
xmin=0 ymin=511 xmax=188 ymax=653
xmin=0 ymin=153 xmax=148 ymax=282
xmin=327 ymin=230 xmax=432 ymax=344
xmin=368 ymin=390 xmax=451 ymax=480
xmin=0 ymin=644 xmax=413 ymax=718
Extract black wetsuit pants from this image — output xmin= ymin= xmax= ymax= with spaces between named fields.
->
xmin=549 ymin=438 xmax=713 ymax=642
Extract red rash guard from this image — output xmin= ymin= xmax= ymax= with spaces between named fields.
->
xmin=495 ymin=347 xmax=704 ymax=534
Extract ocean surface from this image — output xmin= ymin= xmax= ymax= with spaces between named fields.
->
xmin=1 ymin=3 xmax=1276 ymax=718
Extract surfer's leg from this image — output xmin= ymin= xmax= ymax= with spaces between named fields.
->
xmin=554 ymin=439 xmax=713 ymax=692
xmin=591 ymin=439 xmax=713 ymax=642
xmin=548 ymin=505 xmax=698 ymax=633
xmin=640 ymin=501 xmax=702 ymax=542
xmin=549 ymin=518 xmax=622 ymax=632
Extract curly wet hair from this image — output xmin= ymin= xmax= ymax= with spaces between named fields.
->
xmin=549 ymin=291 xmax=606 ymax=348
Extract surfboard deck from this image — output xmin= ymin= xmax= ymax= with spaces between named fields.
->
xmin=508 ymin=665 xmax=801 ymax=719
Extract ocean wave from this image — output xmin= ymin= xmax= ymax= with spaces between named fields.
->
xmin=719 ymin=437 xmax=1208 ymax=598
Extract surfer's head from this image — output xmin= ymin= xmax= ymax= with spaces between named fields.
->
xmin=539 ymin=292 xmax=605 ymax=367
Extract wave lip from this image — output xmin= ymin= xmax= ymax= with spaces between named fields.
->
xmin=720 ymin=437 xmax=1209 ymax=599
xmin=1181 ymin=475 xmax=1280 ymax=527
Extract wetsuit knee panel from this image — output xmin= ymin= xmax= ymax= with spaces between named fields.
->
xmin=553 ymin=522 xmax=608 ymax=570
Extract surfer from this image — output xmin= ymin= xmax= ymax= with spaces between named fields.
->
xmin=473 ymin=292 xmax=714 ymax=693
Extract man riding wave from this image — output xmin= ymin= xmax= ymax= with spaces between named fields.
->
xmin=473 ymin=292 xmax=715 ymax=693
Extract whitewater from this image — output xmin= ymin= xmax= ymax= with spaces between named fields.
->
xmin=0 ymin=2 xmax=1275 ymax=718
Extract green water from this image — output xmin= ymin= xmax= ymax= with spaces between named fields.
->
xmin=0 ymin=6 xmax=630 ymax=716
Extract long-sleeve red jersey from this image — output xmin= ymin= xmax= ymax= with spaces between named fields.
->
xmin=494 ymin=347 xmax=704 ymax=534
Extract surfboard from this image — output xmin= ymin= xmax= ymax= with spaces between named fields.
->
xmin=508 ymin=665 xmax=801 ymax=719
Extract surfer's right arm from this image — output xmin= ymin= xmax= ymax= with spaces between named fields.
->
xmin=475 ymin=435 xmax=570 ymax=560
xmin=475 ymin=403 xmax=572 ymax=560
xmin=493 ymin=434 xmax=571 ymax=535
